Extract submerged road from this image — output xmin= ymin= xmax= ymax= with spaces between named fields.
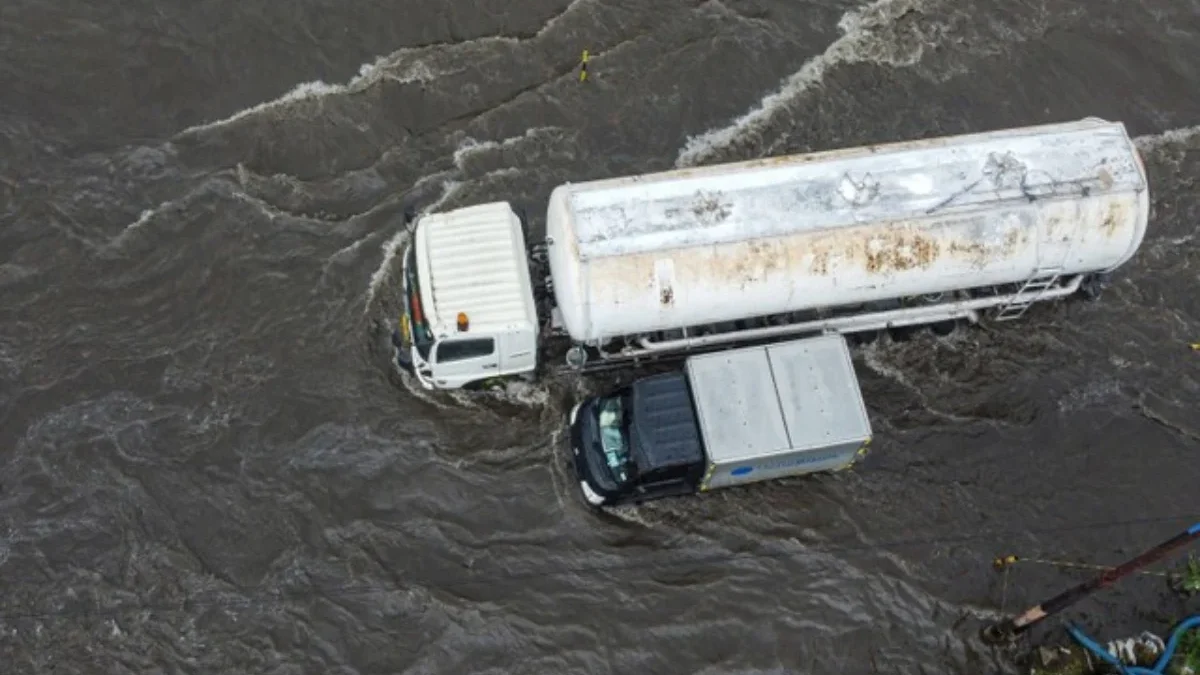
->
xmin=2 ymin=0 xmax=1199 ymax=672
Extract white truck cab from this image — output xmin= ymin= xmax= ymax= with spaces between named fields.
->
xmin=395 ymin=202 xmax=540 ymax=390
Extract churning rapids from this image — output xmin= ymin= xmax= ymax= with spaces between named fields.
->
xmin=1 ymin=0 xmax=1198 ymax=673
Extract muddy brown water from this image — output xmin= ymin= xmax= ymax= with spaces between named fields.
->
xmin=2 ymin=0 xmax=1199 ymax=673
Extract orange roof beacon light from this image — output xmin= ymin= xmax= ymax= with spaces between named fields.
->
xmin=457 ymin=312 xmax=469 ymax=332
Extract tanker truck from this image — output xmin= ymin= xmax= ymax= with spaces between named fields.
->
xmin=393 ymin=117 xmax=1150 ymax=391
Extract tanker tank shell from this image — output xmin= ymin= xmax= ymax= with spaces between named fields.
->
xmin=544 ymin=118 xmax=1150 ymax=344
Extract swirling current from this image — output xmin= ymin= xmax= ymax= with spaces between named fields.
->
xmin=1 ymin=0 xmax=1199 ymax=673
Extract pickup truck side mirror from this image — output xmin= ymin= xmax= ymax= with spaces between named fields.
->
xmin=403 ymin=204 xmax=417 ymax=231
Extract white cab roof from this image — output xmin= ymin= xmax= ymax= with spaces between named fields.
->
xmin=415 ymin=202 xmax=537 ymax=336
xmin=556 ymin=118 xmax=1146 ymax=259
xmin=685 ymin=334 xmax=872 ymax=462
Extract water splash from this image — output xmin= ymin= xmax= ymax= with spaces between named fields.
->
xmin=174 ymin=58 xmax=457 ymax=138
xmin=1134 ymin=124 xmax=1200 ymax=153
xmin=172 ymin=0 xmax=589 ymax=139
xmin=364 ymin=228 xmax=412 ymax=310
xmin=675 ymin=0 xmax=940 ymax=168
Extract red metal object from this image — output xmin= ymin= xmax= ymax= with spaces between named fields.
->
xmin=981 ymin=522 xmax=1200 ymax=645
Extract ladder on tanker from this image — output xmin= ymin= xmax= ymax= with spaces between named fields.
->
xmin=992 ymin=267 xmax=1062 ymax=322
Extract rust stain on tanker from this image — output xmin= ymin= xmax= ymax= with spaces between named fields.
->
xmin=810 ymin=249 xmax=831 ymax=276
xmin=697 ymin=237 xmax=789 ymax=287
xmin=1101 ymin=200 xmax=1126 ymax=238
xmin=863 ymin=230 xmax=942 ymax=274
xmin=802 ymin=222 xmax=1027 ymax=276
xmin=619 ymin=218 xmax=1032 ymax=294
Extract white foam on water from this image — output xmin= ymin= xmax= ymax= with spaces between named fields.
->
xmin=174 ymin=53 xmax=458 ymax=138
xmin=422 ymin=179 xmax=465 ymax=216
xmin=171 ymin=0 xmax=590 ymax=140
xmin=605 ymin=503 xmax=662 ymax=528
xmin=461 ymin=378 xmax=553 ymax=409
xmin=364 ymin=227 xmax=412 ymax=310
xmin=675 ymin=0 xmax=937 ymax=168
xmin=498 ymin=379 xmax=551 ymax=407
xmin=326 ymin=231 xmax=376 ymax=265
xmin=124 ymin=208 xmax=156 ymax=233
xmin=105 ymin=205 xmax=166 ymax=252
xmin=860 ymin=340 xmax=979 ymax=425
xmin=1134 ymin=124 xmax=1200 ymax=153
xmin=451 ymin=126 xmax=565 ymax=167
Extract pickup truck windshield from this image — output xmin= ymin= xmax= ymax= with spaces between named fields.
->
xmin=596 ymin=394 xmax=634 ymax=485
xmin=403 ymin=245 xmax=434 ymax=361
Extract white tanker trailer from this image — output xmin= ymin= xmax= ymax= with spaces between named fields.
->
xmin=393 ymin=117 xmax=1150 ymax=390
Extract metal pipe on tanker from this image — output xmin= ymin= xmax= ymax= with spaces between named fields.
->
xmin=635 ymin=276 xmax=1083 ymax=353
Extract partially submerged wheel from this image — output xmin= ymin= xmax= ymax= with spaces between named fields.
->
xmin=565 ymin=345 xmax=588 ymax=369
xmin=1078 ymin=273 xmax=1108 ymax=301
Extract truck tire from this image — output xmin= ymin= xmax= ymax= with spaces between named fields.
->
xmin=1079 ymin=273 xmax=1108 ymax=301
xmin=565 ymin=345 xmax=588 ymax=369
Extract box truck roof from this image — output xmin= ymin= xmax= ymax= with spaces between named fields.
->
xmin=685 ymin=335 xmax=872 ymax=464
xmin=414 ymin=202 xmax=538 ymax=336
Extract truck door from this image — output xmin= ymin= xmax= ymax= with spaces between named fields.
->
xmin=498 ymin=330 xmax=536 ymax=377
xmin=625 ymin=464 xmax=699 ymax=504
xmin=431 ymin=336 xmax=498 ymax=388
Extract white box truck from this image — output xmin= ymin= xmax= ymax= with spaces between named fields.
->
xmin=566 ymin=333 xmax=872 ymax=507
xmin=392 ymin=117 xmax=1150 ymax=390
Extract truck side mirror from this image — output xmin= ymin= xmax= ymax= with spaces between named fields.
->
xmin=403 ymin=204 xmax=417 ymax=231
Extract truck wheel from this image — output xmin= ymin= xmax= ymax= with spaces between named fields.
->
xmin=565 ymin=346 xmax=588 ymax=369
xmin=1079 ymin=274 xmax=1107 ymax=301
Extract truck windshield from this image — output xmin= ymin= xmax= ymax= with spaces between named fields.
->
xmin=403 ymin=245 xmax=434 ymax=361
xmin=596 ymin=394 xmax=634 ymax=485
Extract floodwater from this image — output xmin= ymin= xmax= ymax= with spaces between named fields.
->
xmin=2 ymin=0 xmax=1199 ymax=673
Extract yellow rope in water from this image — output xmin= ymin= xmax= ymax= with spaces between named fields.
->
xmin=992 ymin=554 xmax=1175 ymax=578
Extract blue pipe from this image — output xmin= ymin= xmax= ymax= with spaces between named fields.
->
xmin=1066 ymin=615 xmax=1200 ymax=675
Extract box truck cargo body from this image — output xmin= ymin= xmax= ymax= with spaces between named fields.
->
xmin=393 ymin=118 xmax=1150 ymax=390
xmin=566 ymin=334 xmax=873 ymax=507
